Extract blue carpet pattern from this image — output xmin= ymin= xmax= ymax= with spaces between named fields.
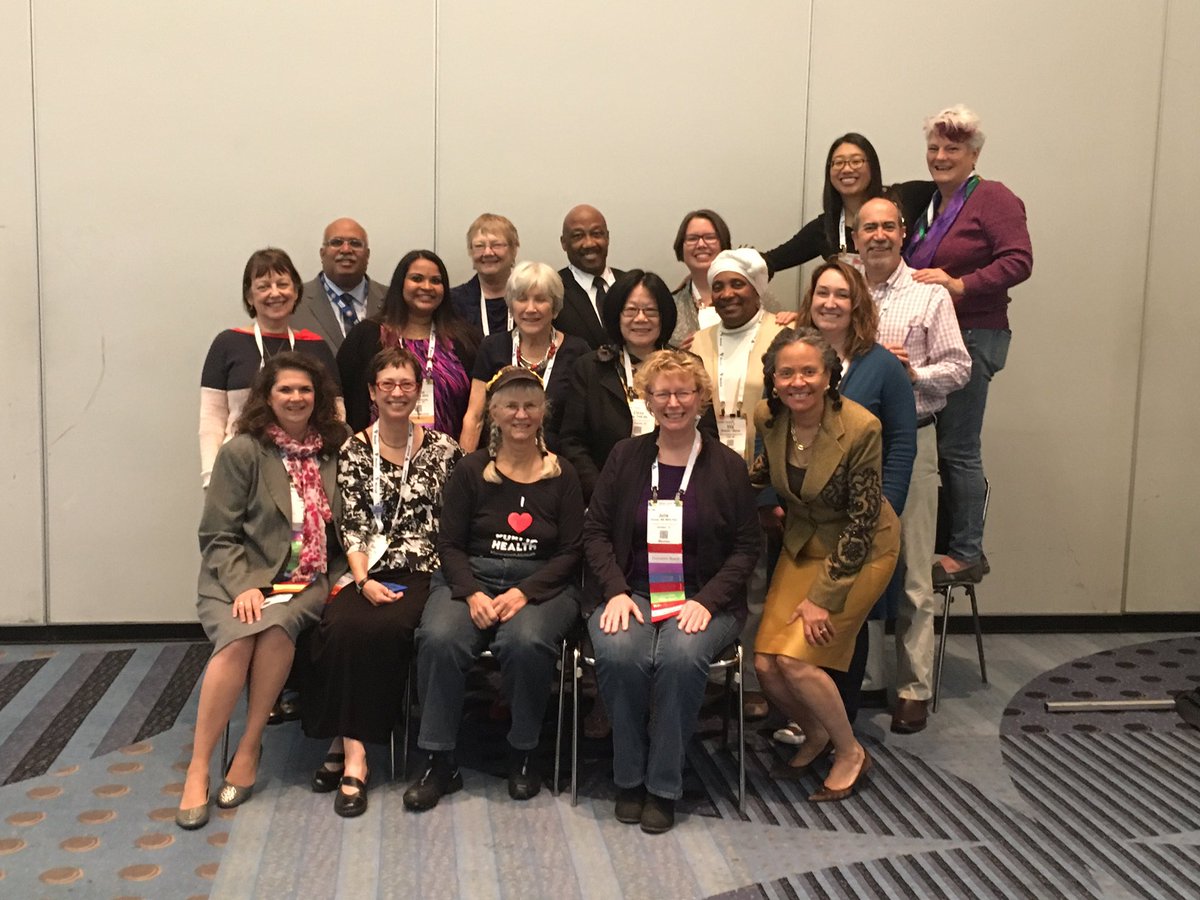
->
xmin=0 ymin=636 xmax=1196 ymax=898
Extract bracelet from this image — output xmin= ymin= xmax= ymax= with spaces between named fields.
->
xmin=355 ymin=576 xmax=371 ymax=591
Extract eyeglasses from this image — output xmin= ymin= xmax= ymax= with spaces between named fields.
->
xmin=375 ymin=379 xmax=418 ymax=394
xmin=325 ymin=237 xmax=365 ymax=249
xmin=682 ymin=233 xmax=720 ymax=247
xmin=470 ymin=241 xmax=509 ymax=252
xmin=829 ymin=156 xmax=867 ymax=171
xmin=648 ymin=389 xmax=697 ymax=403
xmin=620 ymin=306 xmax=660 ymax=320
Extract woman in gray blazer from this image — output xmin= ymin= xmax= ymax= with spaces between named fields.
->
xmin=177 ymin=353 xmax=349 ymax=830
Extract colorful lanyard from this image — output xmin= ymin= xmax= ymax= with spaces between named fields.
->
xmin=647 ymin=431 xmax=702 ymax=622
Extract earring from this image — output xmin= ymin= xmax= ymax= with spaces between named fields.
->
xmin=771 ymin=387 xmax=779 ymax=397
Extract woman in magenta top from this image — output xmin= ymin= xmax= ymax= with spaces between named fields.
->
xmin=338 ymin=250 xmax=480 ymax=440
xmin=900 ymin=104 xmax=1033 ymax=586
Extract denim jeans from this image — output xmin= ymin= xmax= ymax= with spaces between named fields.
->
xmin=588 ymin=594 xmax=741 ymax=799
xmin=415 ymin=558 xmax=579 ymax=752
xmin=935 ymin=327 xmax=1010 ymax=564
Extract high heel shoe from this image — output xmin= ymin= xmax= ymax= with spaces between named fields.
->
xmin=217 ymin=743 xmax=261 ymax=809
xmin=311 ymin=752 xmax=346 ymax=793
xmin=175 ymin=778 xmax=211 ymax=830
xmin=809 ymin=750 xmax=872 ymax=802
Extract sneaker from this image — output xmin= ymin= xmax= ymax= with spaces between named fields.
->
xmin=402 ymin=753 xmax=463 ymax=811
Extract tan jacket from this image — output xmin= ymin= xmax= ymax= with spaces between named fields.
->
xmin=690 ymin=316 xmax=788 ymax=467
xmin=197 ymin=434 xmax=345 ymax=604
xmin=750 ymin=396 xmax=896 ymax=612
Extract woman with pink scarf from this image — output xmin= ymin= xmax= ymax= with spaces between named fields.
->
xmin=177 ymin=352 xmax=349 ymax=830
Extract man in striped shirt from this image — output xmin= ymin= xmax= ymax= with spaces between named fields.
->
xmin=857 ymin=196 xmax=971 ymax=734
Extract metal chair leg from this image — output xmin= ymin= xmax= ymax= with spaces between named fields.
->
xmin=570 ymin=647 xmax=581 ymax=806
xmin=735 ymin=644 xmax=745 ymax=814
xmin=553 ymin=638 xmax=568 ymax=796
xmin=932 ymin=585 xmax=953 ymax=713
xmin=968 ymin=585 xmax=988 ymax=684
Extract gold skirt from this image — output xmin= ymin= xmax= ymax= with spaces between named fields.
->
xmin=755 ymin=507 xmax=899 ymax=671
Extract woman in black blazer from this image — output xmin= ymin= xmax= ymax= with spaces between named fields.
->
xmin=559 ymin=270 xmax=716 ymax=501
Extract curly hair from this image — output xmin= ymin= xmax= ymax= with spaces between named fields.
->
xmin=798 ymin=259 xmax=878 ymax=360
xmin=241 ymin=248 xmax=304 ymax=318
xmin=234 ymin=352 xmax=348 ymax=452
xmin=762 ymin=326 xmax=843 ymax=423
xmin=632 ymin=348 xmax=713 ymax=410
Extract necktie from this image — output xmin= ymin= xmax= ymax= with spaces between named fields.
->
xmin=331 ymin=293 xmax=359 ymax=335
xmin=592 ymin=276 xmax=608 ymax=322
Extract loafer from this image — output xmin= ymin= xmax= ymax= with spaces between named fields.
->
xmin=809 ymin=751 xmax=872 ymax=802
xmin=175 ymin=783 xmax=210 ymax=831
xmin=614 ymin=785 xmax=645 ymax=824
xmin=403 ymin=754 xmax=463 ymax=812
xmin=891 ymin=698 xmax=929 ymax=734
xmin=507 ymin=749 xmax=541 ymax=801
xmin=311 ymin=752 xmax=346 ymax=793
xmin=333 ymin=775 xmax=368 ymax=818
xmin=932 ymin=559 xmax=984 ymax=587
xmin=267 ymin=694 xmax=300 ymax=725
xmin=639 ymin=793 xmax=675 ymax=834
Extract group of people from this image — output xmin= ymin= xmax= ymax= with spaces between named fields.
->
xmin=183 ymin=104 xmax=1032 ymax=834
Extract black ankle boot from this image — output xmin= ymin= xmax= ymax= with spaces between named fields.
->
xmin=403 ymin=752 xmax=463 ymax=811
xmin=507 ymin=745 xmax=541 ymax=801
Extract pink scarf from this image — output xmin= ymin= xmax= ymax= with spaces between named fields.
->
xmin=265 ymin=425 xmax=332 ymax=581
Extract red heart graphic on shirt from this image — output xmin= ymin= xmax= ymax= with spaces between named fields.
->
xmin=507 ymin=512 xmax=533 ymax=534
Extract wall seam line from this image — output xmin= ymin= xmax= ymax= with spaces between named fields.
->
xmin=432 ymin=0 xmax=440 ymax=253
xmin=1120 ymin=0 xmax=1172 ymax=613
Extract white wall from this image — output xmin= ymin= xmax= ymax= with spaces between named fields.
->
xmin=3 ymin=0 xmax=1195 ymax=623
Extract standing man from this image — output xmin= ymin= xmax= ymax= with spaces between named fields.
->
xmin=449 ymin=213 xmax=520 ymax=336
xmin=554 ymin=204 xmax=623 ymax=349
xmin=857 ymin=196 xmax=971 ymax=734
xmin=294 ymin=218 xmax=386 ymax=352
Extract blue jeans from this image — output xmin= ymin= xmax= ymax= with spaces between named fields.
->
xmin=588 ymin=594 xmax=741 ymax=799
xmin=415 ymin=558 xmax=579 ymax=752
xmin=936 ymin=327 xmax=1010 ymax=563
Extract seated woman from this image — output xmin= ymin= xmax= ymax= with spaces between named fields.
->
xmin=404 ymin=367 xmax=583 ymax=810
xmin=338 ymin=250 xmax=479 ymax=440
xmin=199 ymin=247 xmax=341 ymax=488
xmin=301 ymin=347 xmax=463 ymax=817
xmin=583 ymin=350 xmax=761 ymax=834
xmin=559 ymin=270 xmax=718 ymax=501
xmin=178 ymin=353 xmax=348 ymax=829
xmin=459 ymin=261 xmax=589 ymax=452
xmin=751 ymin=328 xmax=899 ymax=802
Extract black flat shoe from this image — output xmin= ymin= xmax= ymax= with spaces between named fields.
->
xmin=403 ymin=753 xmax=463 ymax=812
xmin=640 ymin=793 xmax=675 ymax=834
xmin=932 ymin=559 xmax=984 ymax=587
xmin=333 ymin=775 xmax=368 ymax=818
xmin=507 ymin=749 xmax=541 ymax=801
xmin=614 ymin=786 xmax=645 ymax=824
xmin=311 ymin=752 xmax=346 ymax=793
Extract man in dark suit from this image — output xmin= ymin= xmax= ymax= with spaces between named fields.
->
xmin=448 ymin=213 xmax=519 ymax=336
xmin=294 ymin=217 xmax=387 ymax=351
xmin=553 ymin=204 xmax=622 ymax=349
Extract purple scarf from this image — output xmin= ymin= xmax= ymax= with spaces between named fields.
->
xmin=904 ymin=174 xmax=981 ymax=269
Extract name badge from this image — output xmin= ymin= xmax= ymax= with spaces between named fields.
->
xmin=717 ymin=415 xmax=747 ymax=458
xmin=647 ymin=498 xmax=683 ymax=545
xmin=629 ymin=398 xmax=655 ymax=436
xmin=412 ymin=381 xmax=435 ymax=428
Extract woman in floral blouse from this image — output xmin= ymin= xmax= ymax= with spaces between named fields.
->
xmin=302 ymin=346 xmax=463 ymax=818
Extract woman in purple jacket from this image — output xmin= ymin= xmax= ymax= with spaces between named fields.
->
xmin=900 ymin=104 xmax=1032 ymax=587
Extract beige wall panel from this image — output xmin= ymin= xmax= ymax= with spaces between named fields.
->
xmin=33 ymin=2 xmax=435 ymax=622
xmin=434 ymin=0 xmax=812 ymax=310
xmin=0 ymin=0 xmax=46 ymax=624
xmin=1126 ymin=0 xmax=1200 ymax=612
xmin=808 ymin=1 xmax=1166 ymax=613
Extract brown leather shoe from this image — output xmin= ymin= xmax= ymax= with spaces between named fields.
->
xmin=743 ymin=691 xmax=769 ymax=721
xmin=891 ymin=698 xmax=928 ymax=734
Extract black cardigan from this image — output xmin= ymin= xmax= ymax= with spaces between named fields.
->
xmin=582 ymin=432 xmax=762 ymax=619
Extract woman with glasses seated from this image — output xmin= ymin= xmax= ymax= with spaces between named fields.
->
xmin=559 ymin=270 xmax=718 ymax=502
xmin=459 ymin=261 xmax=589 ymax=453
xmin=404 ymin=367 xmax=583 ymax=811
xmin=669 ymin=210 xmax=733 ymax=346
xmin=583 ymin=350 xmax=761 ymax=834
xmin=762 ymin=133 xmax=884 ymax=276
xmin=302 ymin=347 xmax=462 ymax=818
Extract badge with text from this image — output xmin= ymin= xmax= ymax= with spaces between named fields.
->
xmin=646 ymin=432 xmax=701 ymax=623
xmin=412 ymin=381 xmax=435 ymax=428
xmin=629 ymin=398 xmax=655 ymax=436
xmin=717 ymin=414 xmax=747 ymax=458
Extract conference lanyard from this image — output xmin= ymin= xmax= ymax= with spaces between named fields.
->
xmin=622 ymin=350 xmax=655 ymax=436
xmin=406 ymin=326 xmax=437 ymax=426
xmin=370 ymin=420 xmax=414 ymax=534
xmin=253 ymin=321 xmax=295 ymax=369
xmin=716 ymin=311 xmax=762 ymax=418
xmin=481 ymin=295 xmax=514 ymax=337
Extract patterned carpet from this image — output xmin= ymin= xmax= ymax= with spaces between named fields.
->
xmin=0 ymin=635 xmax=1196 ymax=899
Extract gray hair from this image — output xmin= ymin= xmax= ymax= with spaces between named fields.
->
xmin=505 ymin=261 xmax=565 ymax=317
xmin=923 ymin=104 xmax=986 ymax=151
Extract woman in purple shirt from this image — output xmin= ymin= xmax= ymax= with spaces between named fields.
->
xmin=900 ymin=105 xmax=1033 ymax=587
